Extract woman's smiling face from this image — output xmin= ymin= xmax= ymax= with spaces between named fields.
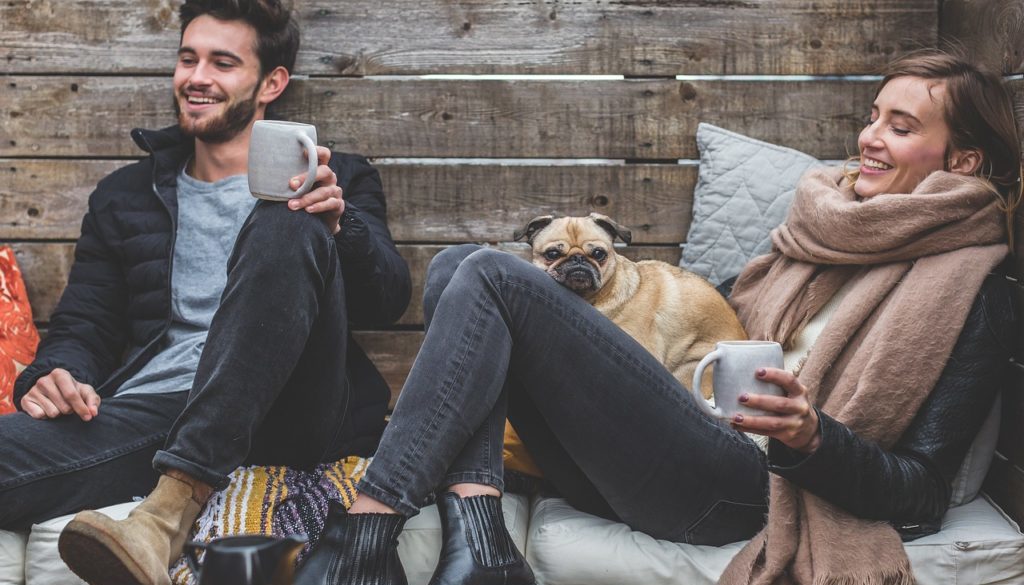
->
xmin=855 ymin=76 xmax=954 ymax=198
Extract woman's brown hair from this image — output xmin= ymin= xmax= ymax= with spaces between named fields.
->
xmin=848 ymin=49 xmax=1022 ymax=249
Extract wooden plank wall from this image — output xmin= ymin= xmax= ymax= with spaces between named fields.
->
xmin=942 ymin=0 xmax=1024 ymax=528
xmin=1 ymin=0 xmax=1021 ymax=522
xmin=1 ymin=0 xmax=930 ymax=376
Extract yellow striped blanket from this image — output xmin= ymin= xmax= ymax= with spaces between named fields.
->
xmin=169 ymin=456 xmax=371 ymax=585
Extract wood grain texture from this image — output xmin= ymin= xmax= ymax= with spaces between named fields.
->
xmin=0 ymin=159 xmax=696 ymax=244
xmin=1014 ymin=79 xmax=1023 ymax=278
xmin=940 ymin=0 xmax=1024 ymax=74
xmin=1014 ymin=203 xmax=1024 ymax=282
xmin=999 ymin=363 xmax=1024 ymax=468
xmin=0 ymin=0 xmax=936 ymax=76
xmin=351 ymin=330 xmax=422 ymax=407
xmin=0 ymin=76 xmax=873 ymax=159
xmin=983 ymin=455 xmax=1024 ymax=527
xmin=1014 ymin=281 xmax=1024 ymax=363
xmin=0 ymin=159 xmax=125 ymax=240
xmin=14 ymin=242 xmax=683 ymax=326
xmin=8 ymin=242 xmax=75 ymax=325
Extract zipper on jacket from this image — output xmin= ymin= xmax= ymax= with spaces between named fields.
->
xmin=97 ymin=140 xmax=181 ymax=395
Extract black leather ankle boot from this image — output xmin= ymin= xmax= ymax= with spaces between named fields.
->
xmin=293 ymin=500 xmax=408 ymax=585
xmin=428 ymin=492 xmax=536 ymax=585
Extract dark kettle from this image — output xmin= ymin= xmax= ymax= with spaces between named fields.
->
xmin=185 ymin=534 xmax=307 ymax=585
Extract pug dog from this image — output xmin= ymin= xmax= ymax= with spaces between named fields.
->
xmin=514 ymin=212 xmax=747 ymax=396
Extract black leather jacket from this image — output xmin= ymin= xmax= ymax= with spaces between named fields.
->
xmin=764 ymin=269 xmax=1018 ymax=540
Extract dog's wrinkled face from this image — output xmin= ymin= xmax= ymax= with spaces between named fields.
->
xmin=514 ymin=214 xmax=632 ymax=296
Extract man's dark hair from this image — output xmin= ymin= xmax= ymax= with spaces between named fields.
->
xmin=179 ymin=0 xmax=300 ymax=76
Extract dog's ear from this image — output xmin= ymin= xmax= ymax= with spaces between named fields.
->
xmin=588 ymin=213 xmax=632 ymax=245
xmin=514 ymin=215 xmax=555 ymax=244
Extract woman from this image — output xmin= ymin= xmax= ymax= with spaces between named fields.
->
xmin=295 ymin=50 xmax=1020 ymax=585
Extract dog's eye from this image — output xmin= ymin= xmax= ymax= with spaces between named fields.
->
xmin=544 ymin=249 xmax=561 ymax=261
xmin=591 ymin=248 xmax=607 ymax=261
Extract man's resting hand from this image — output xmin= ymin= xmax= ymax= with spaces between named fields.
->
xmin=21 ymin=368 xmax=101 ymax=421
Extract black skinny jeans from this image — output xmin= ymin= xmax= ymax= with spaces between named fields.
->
xmin=358 ymin=245 xmax=769 ymax=545
xmin=0 ymin=202 xmax=353 ymax=528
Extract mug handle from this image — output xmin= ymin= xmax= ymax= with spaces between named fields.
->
xmin=185 ymin=540 xmax=206 ymax=578
xmin=690 ymin=349 xmax=723 ymax=418
xmin=294 ymin=133 xmax=319 ymax=196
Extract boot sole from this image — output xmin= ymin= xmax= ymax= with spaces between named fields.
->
xmin=58 ymin=517 xmax=155 ymax=585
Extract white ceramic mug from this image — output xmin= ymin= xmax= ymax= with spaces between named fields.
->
xmin=689 ymin=340 xmax=784 ymax=419
xmin=247 ymin=120 xmax=319 ymax=201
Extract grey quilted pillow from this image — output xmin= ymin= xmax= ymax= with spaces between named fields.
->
xmin=681 ymin=123 xmax=822 ymax=285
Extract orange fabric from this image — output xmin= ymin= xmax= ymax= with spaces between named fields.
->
xmin=0 ymin=246 xmax=40 ymax=414
xmin=503 ymin=421 xmax=544 ymax=478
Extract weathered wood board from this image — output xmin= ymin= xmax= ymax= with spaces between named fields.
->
xmin=1014 ymin=279 xmax=1024 ymax=363
xmin=351 ymin=330 xmax=422 ymax=405
xmin=0 ymin=77 xmax=874 ymax=159
xmin=999 ymin=362 xmax=1024 ymax=468
xmin=1 ymin=0 xmax=936 ymax=76
xmin=0 ymin=160 xmax=696 ymax=243
xmin=984 ymin=453 xmax=1024 ymax=527
xmin=941 ymin=0 xmax=1024 ymax=74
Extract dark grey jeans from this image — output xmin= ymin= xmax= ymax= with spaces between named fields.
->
xmin=358 ymin=245 xmax=769 ymax=545
xmin=0 ymin=202 xmax=353 ymax=529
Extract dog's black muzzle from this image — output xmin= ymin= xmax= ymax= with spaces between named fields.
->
xmin=554 ymin=255 xmax=600 ymax=292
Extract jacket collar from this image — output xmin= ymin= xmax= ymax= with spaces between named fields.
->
xmin=132 ymin=125 xmax=194 ymax=185
xmin=131 ymin=126 xmax=193 ymax=223
xmin=131 ymin=125 xmax=191 ymax=155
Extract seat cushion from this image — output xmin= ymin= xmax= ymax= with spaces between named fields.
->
xmin=0 ymin=529 xmax=27 ymax=585
xmin=22 ymin=494 xmax=530 ymax=585
xmin=26 ymin=501 xmax=138 ymax=585
xmin=525 ymin=494 xmax=1024 ymax=585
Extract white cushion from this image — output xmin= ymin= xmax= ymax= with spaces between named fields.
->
xmin=16 ymin=495 xmax=530 ymax=585
xmin=25 ymin=501 xmax=139 ymax=585
xmin=906 ymin=495 xmax=1024 ymax=585
xmin=948 ymin=394 xmax=1000 ymax=507
xmin=525 ymin=494 xmax=1024 ymax=585
xmin=0 ymin=529 xmax=27 ymax=585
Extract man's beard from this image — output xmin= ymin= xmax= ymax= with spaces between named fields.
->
xmin=174 ymin=86 xmax=259 ymax=144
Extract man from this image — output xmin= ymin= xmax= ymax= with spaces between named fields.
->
xmin=1 ymin=0 xmax=410 ymax=583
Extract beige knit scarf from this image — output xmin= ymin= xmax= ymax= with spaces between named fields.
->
xmin=719 ymin=167 xmax=1008 ymax=585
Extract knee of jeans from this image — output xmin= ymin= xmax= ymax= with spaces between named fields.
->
xmin=460 ymin=247 xmax=523 ymax=275
xmin=246 ymin=200 xmax=332 ymax=246
xmin=237 ymin=201 xmax=333 ymax=260
xmin=425 ymin=245 xmax=485 ymax=301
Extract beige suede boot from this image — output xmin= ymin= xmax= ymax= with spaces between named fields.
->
xmin=58 ymin=471 xmax=212 ymax=585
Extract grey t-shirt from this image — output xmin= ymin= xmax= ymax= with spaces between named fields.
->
xmin=116 ymin=168 xmax=255 ymax=396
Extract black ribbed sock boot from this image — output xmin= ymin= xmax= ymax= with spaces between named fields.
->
xmin=293 ymin=500 xmax=408 ymax=585
xmin=428 ymin=492 xmax=535 ymax=585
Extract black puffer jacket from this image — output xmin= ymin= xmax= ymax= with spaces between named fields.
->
xmin=765 ymin=268 xmax=1018 ymax=540
xmin=14 ymin=126 xmax=411 ymax=455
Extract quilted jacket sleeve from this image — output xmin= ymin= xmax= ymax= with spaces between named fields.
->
xmin=330 ymin=154 xmax=411 ymax=326
xmin=13 ymin=197 xmax=130 ymax=405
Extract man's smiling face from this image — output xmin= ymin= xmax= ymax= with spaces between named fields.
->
xmin=173 ymin=15 xmax=265 ymax=143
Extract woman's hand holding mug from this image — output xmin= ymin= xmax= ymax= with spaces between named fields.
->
xmin=689 ymin=340 xmax=821 ymax=454
xmin=731 ymin=368 xmax=821 ymax=454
